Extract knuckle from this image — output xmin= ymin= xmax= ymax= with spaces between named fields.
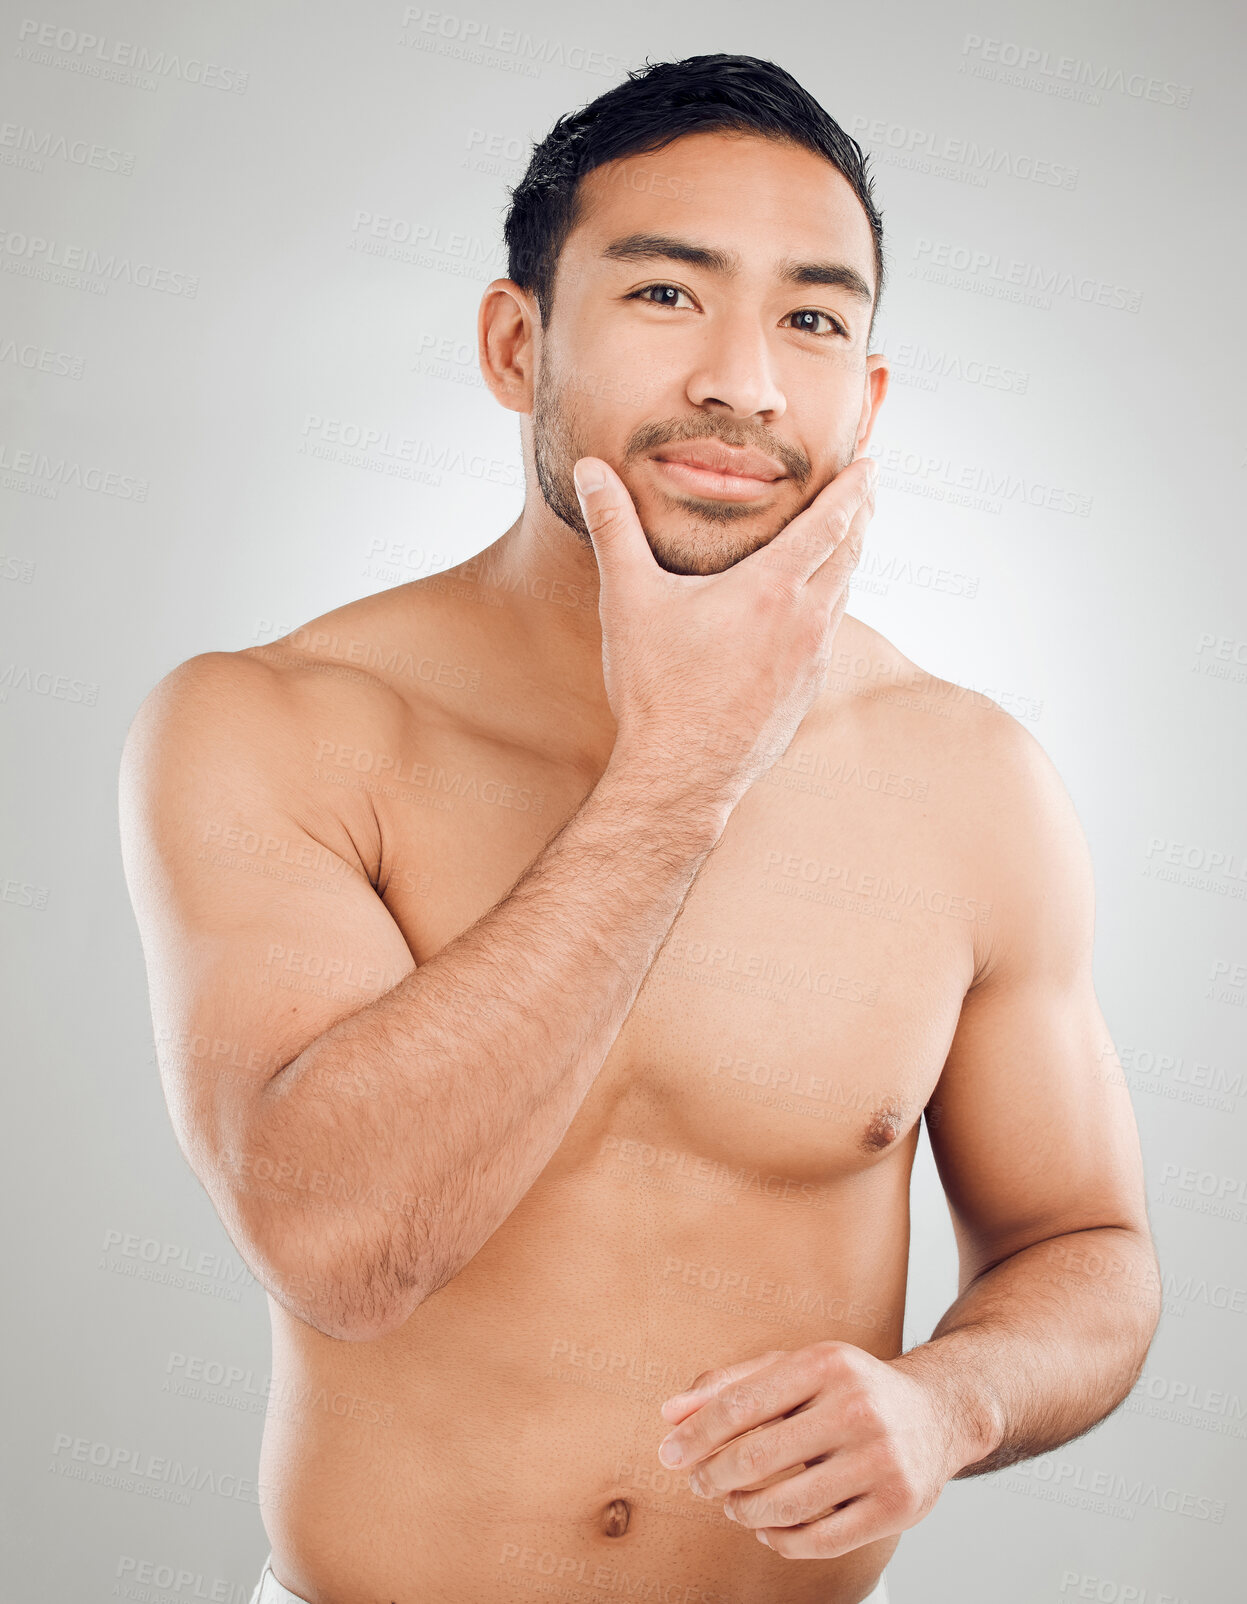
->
xmin=721 ymin=1382 xmax=757 ymax=1424
xmin=738 ymin=1434 xmax=770 ymax=1479
xmin=758 ymin=557 xmax=803 ymax=602
xmin=772 ymin=1488 xmax=807 ymax=1526
xmin=758 ymin=578 xmax=797 ymax=616
xmin=812 ymin=1340 xmax=850 ymax=1376
xmin=809 ymin=1522 xmax=845 ymax=1559
xmin=784 ymin=523 xmax=821 ymax=567
xmin=843 ymin=1388 xmax=884 ymax=1433
xmin=879 ymin=1467 xmax=921 ymax=1519
xmin=827 ymin=505 xmax=851 ymax=542
xmin=587 ymin=499 xmax=623 ymax=534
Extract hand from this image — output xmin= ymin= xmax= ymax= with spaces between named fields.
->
xmin=574 ymin=453 xmax=877 ymax=812
xmin=654 ymin=1342 xmax=968 ymax=1560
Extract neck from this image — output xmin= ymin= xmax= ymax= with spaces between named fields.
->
xmin=470 ymin=496 xmax=618 ymax=771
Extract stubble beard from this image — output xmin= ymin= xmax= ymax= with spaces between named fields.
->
xmin=531 ymin=358 xmax=853 ymax=578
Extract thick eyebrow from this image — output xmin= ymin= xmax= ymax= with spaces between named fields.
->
xmin=599 ymin=232 xmax=874 ymax=306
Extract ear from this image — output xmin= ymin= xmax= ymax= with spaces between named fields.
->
xmin=478 ymin=279 xmax=542 ymax=415
xmin=853 ymin=353 xmax=889 ymax=454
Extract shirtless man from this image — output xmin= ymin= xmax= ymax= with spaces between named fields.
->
xmin=119 ymin=53 xmax=1161 ymax=1604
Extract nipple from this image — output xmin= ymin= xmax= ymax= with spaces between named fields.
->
xmin=862 ymin=1103 xmax=906 ymax=1152
xmin=601 ymin=1498 xmax=631 ymax=1537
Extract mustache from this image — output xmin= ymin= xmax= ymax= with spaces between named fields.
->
xmin=625 ymin=419 xmax=810 ymax=482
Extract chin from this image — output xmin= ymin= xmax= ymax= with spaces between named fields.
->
xmin=642 ymin=512 xmax=780 ymax=577
xmin=646 ymin=534 xmax=768 ymax=577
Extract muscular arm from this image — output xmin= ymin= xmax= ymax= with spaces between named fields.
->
xmin=893 ymin=708 xmax=1162 ymax=1476
xmin=120 ymin=653 xmax=729 ymax=1342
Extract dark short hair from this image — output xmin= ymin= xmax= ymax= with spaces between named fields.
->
xmin=503 ymin=53 xmax=886 ymax=342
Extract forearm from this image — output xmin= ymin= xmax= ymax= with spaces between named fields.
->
xmin=891 ymin=1226 xmax=1163 ymax=1477
xmin=228 ymin=752 xmax=729 ymax=1340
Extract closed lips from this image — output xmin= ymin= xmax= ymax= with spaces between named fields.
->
xmin=653 ymin=444 xmax=785 ymax=480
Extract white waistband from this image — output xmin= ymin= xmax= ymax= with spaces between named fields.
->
xmin=249 ymin=1559 xmax=310 ymax=1604
xmin=249 ymin=1554 xmax=889 ymax=1604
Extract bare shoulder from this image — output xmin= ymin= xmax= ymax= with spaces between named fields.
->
xmin=120 ymin=628 xmax=410 ymax=893
xmin=828 ymin=616 xmax=1094 ymax=967
xmin=128 ymin=584 xmax=450 ymax=751
xmin=831 ymin=614 xmax=1075 ymax=819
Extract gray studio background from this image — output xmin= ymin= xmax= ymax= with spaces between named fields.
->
xmin=2 ymin=1 xmax=1244 ymax=1599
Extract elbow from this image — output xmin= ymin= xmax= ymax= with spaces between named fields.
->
xmin=289 ymin=1290 xmax=420 ymax=1344
xmin=1117 ymin=1220 xmax=1163 ymax=1329
xmin=214 ymin=1124 xmax=433 ymax=1341
xmin=253 ymin=1224 xmax=431 ymax=1343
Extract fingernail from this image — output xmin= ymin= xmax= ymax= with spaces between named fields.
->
xmin=757 ymin=1531 xmax=771 ymax=1547
xmin=658 ymin=1437 xmax=683 ymax=1467
xmin=574 ymin=460 xmax=605 ymax=495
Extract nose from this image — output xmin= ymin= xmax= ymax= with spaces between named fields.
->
xmin=683 ymin=309 xmax=786 ymax=421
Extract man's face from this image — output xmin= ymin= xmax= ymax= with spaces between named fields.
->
xmin=527 ymin=130 xmax=886 ymax=576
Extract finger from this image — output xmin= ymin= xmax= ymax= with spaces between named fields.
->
xmin=659 ymin=1352 xmax=816 ymax=1468
xmin=757 ymin=1494 xmax=888 ymax=1561
xmin=694 ymin=1405 xmax=839 ymax=1499
xmin=743 ymin=455 xmax=877 ymax=589
xmin=573 ymin=457 xmax=656 ymax=590
xmin=803 ymin=472 xmax=875 ymax=612
xmin=660 ymin=1351 xmax=785 ymax=1423
xmin=726 ymin=1452 xmax=854 ymax=1528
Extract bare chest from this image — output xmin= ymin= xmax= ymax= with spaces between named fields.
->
xmin=364 ymin=720 xmax=978 ymax=1188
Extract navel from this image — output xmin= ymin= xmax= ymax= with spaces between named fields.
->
xmin=600 ymin=1497 xmax=631 ymax=1537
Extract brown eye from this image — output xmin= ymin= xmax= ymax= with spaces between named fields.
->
xmin=788 ymin=309 xmax=846 ymax=337
xmin=629 ymin=283 xmax=695 ymax=309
